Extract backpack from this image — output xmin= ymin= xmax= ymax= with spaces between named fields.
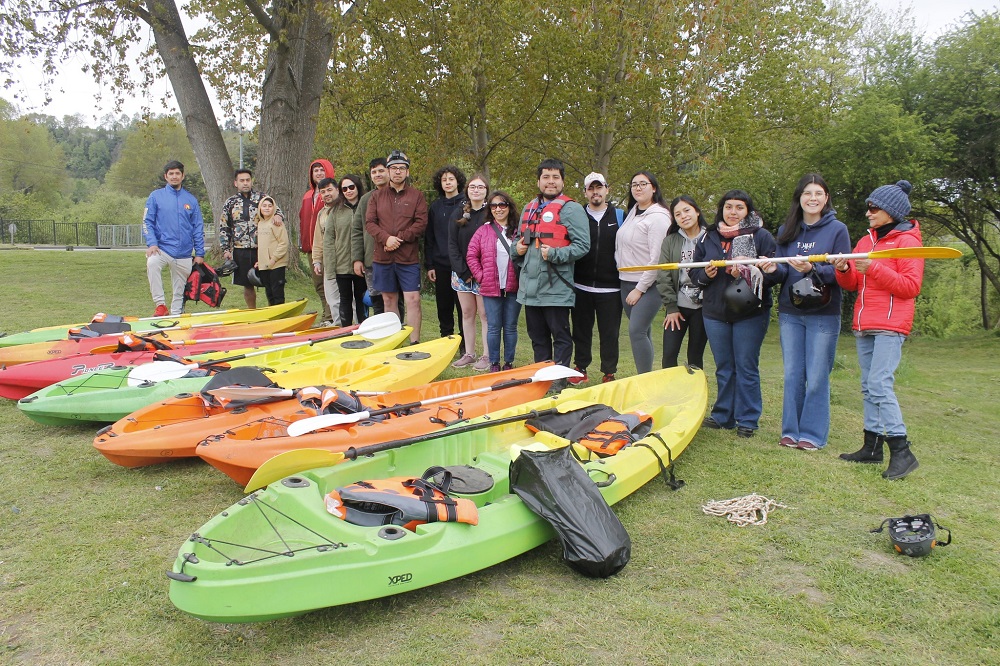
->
xmin=184 ymin=263 xmax=227 ymax=308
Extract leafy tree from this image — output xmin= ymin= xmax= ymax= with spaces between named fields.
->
xmin=104 ymin=116 xmax=202 ymax=200
xmin=0 ymin=116 xmax=66 ymax=208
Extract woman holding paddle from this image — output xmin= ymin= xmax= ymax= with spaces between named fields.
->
xmin=656 ymin=195 xmax=708 ymax=369
xmin=831 ymin=180 xmax=923 ymax=480
xmin=690 ymin=190 xmax=778 ymax=438
xmin=758 ymin=174 xmax=851 ymax=452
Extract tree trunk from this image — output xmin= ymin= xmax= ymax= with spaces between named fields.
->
xmin=255 ymin=5 xmax=335 ymax=255
xmin=144 ymin=0 xmax=234 ymax=245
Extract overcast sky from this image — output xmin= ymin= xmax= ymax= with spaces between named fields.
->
xmin=7 ymin=0 xmax=1000 ymax=125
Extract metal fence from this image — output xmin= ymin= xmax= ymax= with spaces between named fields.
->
xmin=3 ymin=219 xmax=214 ymax=248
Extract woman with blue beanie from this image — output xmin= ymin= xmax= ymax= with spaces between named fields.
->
xmin=832 ymin=180 xmax=924 ymax=480
xmin=760 ymin=174 xmax=852 ymax=451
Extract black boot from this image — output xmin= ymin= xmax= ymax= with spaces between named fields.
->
xmin=839 ymin=430 xmax=884 ymax=464
xmin=883 ymin=435 xmax=919 ymax=480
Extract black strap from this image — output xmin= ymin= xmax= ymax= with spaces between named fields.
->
xmin=636 ymin=433 xmax=685 ymax=490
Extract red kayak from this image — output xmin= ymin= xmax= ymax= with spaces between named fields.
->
xmin=0 ymin=322 xmax=350 ymax=400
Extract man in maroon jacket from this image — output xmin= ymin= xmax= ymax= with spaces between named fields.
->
xmin=365 ymin=150 xmax=427 ymax=344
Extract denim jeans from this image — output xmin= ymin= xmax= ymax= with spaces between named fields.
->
xmin=779 ymin=312 xmax=840 ymax=447
xmin=856 ymin=332 xmax=907 ymax=437
xmin=483 ymin=293 xmax=521 ymax=365
xmin=703 ymin=311 xmax=770 ymax=430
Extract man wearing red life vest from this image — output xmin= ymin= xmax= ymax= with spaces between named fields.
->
xmin=515 ymin=158 xmax=590 ymax=392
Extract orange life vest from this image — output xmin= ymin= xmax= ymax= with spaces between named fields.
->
xmin=325 ymin=469 xmax=479 ymax=529
xmin=519 ymin=194 xmax=574 ymax=248
xmin=526 ymin=404 xmax=653 ymax=456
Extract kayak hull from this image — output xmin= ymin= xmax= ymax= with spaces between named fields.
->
xmin=0 ymin=310 xmax=315 ymax=366
xmin=0 ymin=300 xmax=308 ymax=349
xmin=0 ymin=315 xmax=328 ymax=399
xmin=193 ymin=362 xmax=556 ymax=485
xmin=94 ymin=338 xmax=474 ymax=468
xmin=17 ymin=328 xmax=419 ymax=425
xmin=168 ymin=366 xmax=708 ymax=622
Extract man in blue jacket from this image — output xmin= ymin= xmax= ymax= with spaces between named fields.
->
xmin=143 ymin=160 xmax=205 ymax=316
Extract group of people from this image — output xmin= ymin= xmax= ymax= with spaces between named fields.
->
xmin=143 ymin=155 xmax=925 ymax=482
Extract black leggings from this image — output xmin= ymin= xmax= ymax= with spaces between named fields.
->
xmin=662 ymin=305 xmax=707 ymax=369
xmin=336 ymin=273 xmax=369 ymax=324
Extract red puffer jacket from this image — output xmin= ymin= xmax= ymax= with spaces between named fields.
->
xmin=835 ymin=221 xmax=924 ymax=335
xmin=467 ymin=222 xmax=519 ymax=297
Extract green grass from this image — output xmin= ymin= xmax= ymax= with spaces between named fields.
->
xmin=1 ymin=248 xmax=999 ymax=665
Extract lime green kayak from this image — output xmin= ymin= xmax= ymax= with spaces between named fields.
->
xmin=167 ymin=366 xmax=708 ymax=622
xmin=17 ymin=326 xmax=414 ymax=425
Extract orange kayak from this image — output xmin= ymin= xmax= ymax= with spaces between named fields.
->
xmin=0 ymin=313 xmax=316 ymax=366
xmin=194 ymin=362 xmax=557 ymax=487
xmin=93 ymin=336 xmax=464 ymax=468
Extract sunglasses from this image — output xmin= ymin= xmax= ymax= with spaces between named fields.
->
xmin=866 ymin=204 xmax=882 ymax=213
xmin=489 ymin=202 xmax=509 ymax=209
xmin=341 ymin=184 xmax=357 ymax=191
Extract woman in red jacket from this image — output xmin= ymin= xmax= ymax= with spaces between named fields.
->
xmin=833 ymin=180 xmax=923 ymax=480
xmin=467 ymin=191 xmax=521 ymax=372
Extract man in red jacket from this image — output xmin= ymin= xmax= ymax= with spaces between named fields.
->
xmin=365 ymin=150 xmax=427 ymax=344
xmin=300 ymin=159 xmax=337 ymax=324
xmin=833 ymin=179 xmax=923 ymax=481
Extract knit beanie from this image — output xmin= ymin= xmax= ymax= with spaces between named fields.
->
xmin=866 ymin=180 xmax=912 ymax=222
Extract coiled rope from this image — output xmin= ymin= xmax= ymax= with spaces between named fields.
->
xmin=702 ymin=493 xmax=788 ymax=527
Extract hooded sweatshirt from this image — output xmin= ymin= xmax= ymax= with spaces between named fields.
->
xmin=298 ymin=159 xmax=336 ymax=253
xmin=772 ymin=209 xmax=853 ymax=317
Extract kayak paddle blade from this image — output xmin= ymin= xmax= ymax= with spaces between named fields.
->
xmin=868 ymin=246 xmax=963 ymax=260
xmin=245 ymin=449 xmax=346 ymax=492
xmin=206 ymin=386 xmax=295 ymax=401
xmin=127 ymin=360 xmax=195 ymax=385
xmin=287 ymin=410 xmax=371 ymax=437
xmin=533 ymin=364 xmax=584 ymax=382
xmin=355 ymin=312 xmax=402 ymax=340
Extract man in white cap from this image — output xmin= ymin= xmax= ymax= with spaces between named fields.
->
xmin=569 ymin=172 xmax=624 ymax=385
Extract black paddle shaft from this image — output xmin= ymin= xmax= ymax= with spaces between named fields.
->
xmin=342 ymin=408 xmax=560 ymax=460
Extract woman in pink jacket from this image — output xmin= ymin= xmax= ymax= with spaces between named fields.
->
xmin=467 ymin=191 xmax=521 ymax=372
xmin=832 ymin=180 xmax=923 ymax=480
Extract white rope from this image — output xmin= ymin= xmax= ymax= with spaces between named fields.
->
xmin=701 ymin=493 xmax=788 ymax=527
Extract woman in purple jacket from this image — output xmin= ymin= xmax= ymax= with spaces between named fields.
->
xmin=467 ymin=191 xmax=521 ymax=372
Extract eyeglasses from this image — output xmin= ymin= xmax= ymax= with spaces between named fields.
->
xmin=468 ymin=184 xmax=487 ymax=191
xmin=388 ymin=165 xmax=408 ymax=172
xmin=341 ymin=184 xmax=357 ymax=191
xmin=489 ymin=202 xmax=509 ymax=209
xmin=866 ymin=204 xmax=882 ymax=213
xmin=630 ymin=181 xmax=652 ymax=190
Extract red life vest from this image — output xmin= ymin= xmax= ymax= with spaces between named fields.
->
xmin=184 ymin=263 xmax=227 ymax=308
xmin=325 ymin=468 xmax=479 ymax=529
xmin=519 ymin=194 xmax=574 ymax=248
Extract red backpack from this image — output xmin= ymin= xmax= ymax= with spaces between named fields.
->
xmin=184 ymin=263 xmax=227 ymax=308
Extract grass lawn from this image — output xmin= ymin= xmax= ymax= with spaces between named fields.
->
xmin=1 ymin=248 xmax=998 ymax=665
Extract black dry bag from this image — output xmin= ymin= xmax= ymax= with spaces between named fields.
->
xmin=509 ymin=444 xmax=631 ymax=578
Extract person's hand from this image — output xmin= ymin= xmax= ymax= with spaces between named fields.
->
xmin=727 ymin=265 xmax=741 ymax=278
xmin=146 ymin=245 xmax=160 ymax=257
xmin=273 ymin=215 xmax=284 ymax=227
xmin=193 ymin=256 xmax=204 ymax=265
xmin=540 ymin=244 xmax=551 ymax=261
xmin=353 ymin=261 xmax=365 ymax=277
xmin=787 ymin=257 xmax=811 ymax=273
xmin=385 ymin=236 xmax=401 ymax=251
xmin=855 ymin=258 xmax=871 ymax=274
xmin=625 ymin=288 xmax=642 ymax=306
xmin=515 ymin=239 xmax=528 ymax=256
xmin=832 ymin=257 xmax=850 ymax=273
xmin=758 ymin=258 xmax=776 ymax=274
xmin=313 ymin=262 xmax=323 ymax=276
xmin=427 ymin=268 xmax=437 ymax=283
xmin=223 ymin=250 xmax=232 ymax=260
xmin=664 ymin=311 xmax=685 ymax=331
xmin=704 ymin=264 xmax=718 ymax=279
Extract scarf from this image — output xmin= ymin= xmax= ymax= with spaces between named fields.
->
xmin=719 ymin=211 xmax=764 ymax=300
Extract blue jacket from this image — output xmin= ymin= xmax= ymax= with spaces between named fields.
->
xmin=143 ymin=185 xmax=205 ymax=259
xmin=772 ymin=210 xmax=852 ymax=316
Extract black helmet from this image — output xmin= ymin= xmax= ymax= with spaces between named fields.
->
xmin=790 ymin=270 xmax=832 ymax=310
xmin=723 ymin=278 xmax=762 ymax=319
xmin=217 ymin=259 xmax=238 ymax=277
xmin=871 ymin=514 xmax=951 ymax=557
xmin=247 ymin=267 xmax=264 ymax=288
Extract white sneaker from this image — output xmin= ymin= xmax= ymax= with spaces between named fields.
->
xmin=452 ymin=353 xmax=476 ymax=368
xmin=472 ymin=355 xmax=491 ymax=372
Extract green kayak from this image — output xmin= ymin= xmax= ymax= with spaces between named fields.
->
xmin=17 ymin=326 xmax=413 ymax=425
xmin=167 ymin=366 xmax=708 ymax=622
